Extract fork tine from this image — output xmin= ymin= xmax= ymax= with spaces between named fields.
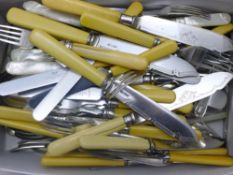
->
xmin=0 ymin=38 xmax=21 ymax=46
xmin=0 ymin=29 xmax=22 ymax=36
xmin=0 ymin=33 xmax=20 ymax=41
xmin=0 ymin=24 xmax=24 ymax=32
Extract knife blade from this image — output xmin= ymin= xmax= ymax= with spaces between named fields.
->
xmin=174 ymin=13 xmax=232 ymax=27
xmin=33 ymin=70 xmax=82 ymax=121
xmin=161 ymin=72 xmax=233 ymax=111
xmin=133 ymin=16 xmax=233 ymax=52
xmin=0 ymin=69 xmax=66 ymax=96
xmin=115 ymin=85 xmax=199 ymax=146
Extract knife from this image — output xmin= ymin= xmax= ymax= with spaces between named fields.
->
xmin=80 ymin=13 xmax=233 ymax=52
xmin=161 ymin=72 xmax=233 ymax=111
xmin=33 ymin=70 xmax=82 ymax=121
xmin=0 ymin=69 xmax=66 ymax=96
xmin=30 ymin=29 xmax=199 ymax=151
xmin=41 ymin=0 xmax=233 ymax=52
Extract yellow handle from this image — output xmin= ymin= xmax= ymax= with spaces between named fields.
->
xmin=0 ymin=106 xmax=35 ymax=122
xmin=132 ymin=85 xmax=176 ymax=103
xmin=212 ymin=24 xmax=233 ymax=35
xmin=41 ymin=156 xmax=125 ymax=167
xmin=114 ymin=108 xmax=131 ymax=117
xmin=7 ymin=8 xmax=89 ymax=44
xmin=72 ymin=43 xmax=148 ymax=70
xmin=29 ymin=29 xmax=107 ymax=86
xmin=129 ymin=125 xmax=176 ymax=141
xmin=171 ymin=148 xmax=228 ymax=156
xmin=80 ymin=135 xmax=150 ymax=151
xmin=47 ymin=117 xmax=127 ymax=156
xmin=80 ymin=13 xmax=157 ymax=48
xmin=169 ymin=153 xmax=233 ymax=166
xmin=0 ymin=119 xmax=63 ymax=138
xmin=93 ymin=62 xmax=109 ymax=68
xmin=124 ymin=2 xmax=143 ymax=16
xmin=42 ymin=0 xmax=121 ymax=22
xmin=2 ymin=97 xmax=27 ymax=108
xmin=129 ymin=125 xmax=202 ymax=141
xmin=74 ymin=123 xmax=92 ymax=132
xmin=110 ymin=40 xmax=178 ymax=76
xmin=175 ymin=103 xmax=193 ymax=114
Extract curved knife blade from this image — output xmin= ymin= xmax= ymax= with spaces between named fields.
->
xmin=135 ymin=16 xmax=233 ymax=52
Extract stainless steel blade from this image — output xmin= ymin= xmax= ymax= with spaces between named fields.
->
xmin=33 ymin=70 xmax=81 ymax=121
xmin=135 ymin=16 xmax=233 ymax=52
xmin=66 ymin=87 xmax=102 ymax=101
xmin=161 ymin=72 xmax=233 ymax=111
xmin=0 ymin=69 xmax=66 ymax=96
xmin=115 ymin=85 xmax=199 ymax=146
xmin=149 ymin=55 xmax=199 ymax=78
xmin=174 ymin=13 xmax=232 ymax=27
xmin=92 ymin=35 xmax=148 ymax=54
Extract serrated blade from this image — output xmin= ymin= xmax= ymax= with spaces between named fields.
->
xmin=33 ymin=70 xmax=81 ymax=121
xmin=161 ymin=72 xmax=233 ymax=111
xmin=115 ymin=85 xmax=199 ymax=147
xmin=136 ymin=16 xmax=233 ymax=52
xmin=0 ymin=69 xmax=66 ymax=96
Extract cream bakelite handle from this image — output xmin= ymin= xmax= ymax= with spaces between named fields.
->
xmin=0 ymin=119 xmax=63 ymax=138
xmin=0 ymin=106 xmax=35 ymax=122
xmin=41 ymin=156 xmax=125 ymax=167
xmin=71 ymin=43 xmax=148 ymax=70
xmin=212 ymin=24 xmax=233 ymax=35
xmin=46 ymin=117 xmax=127 ymax=156
xmin=170 ymin=153 xmax=233 ymax=166
xmin=124 ymin=2 xmax=143 ymax=16
xmin=110 ymin=40 xmax=178 ymax=76
xmin=42 ymin=0 xmax=121 ymax=22
xmin=171 ymin=148 xmax=228 ymax=156
xmin=80 ymin=12 xmax=157 ymax=48
xmin=7 ymin=8 xmax=89 ymax=44
xmin=29 ymin=29 xmax=107 ymax=87
xmin=80 ymin=135 xmax=150 ymax=151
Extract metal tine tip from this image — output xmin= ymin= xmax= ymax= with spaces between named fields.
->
xmin=0 ymin=24 xmax=24 ymax=31
xmin=0 ymin=24 xmax=23 ymax=46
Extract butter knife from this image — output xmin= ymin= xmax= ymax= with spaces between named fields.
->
xmin=33 ymin=70 xmax=82 ymax=121
xmin=0 ymin=69 xmax=66 ymax=96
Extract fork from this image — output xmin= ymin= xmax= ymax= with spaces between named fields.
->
xmin=178 ymin=46 xmax=233 ymax=73
xmin=143 ymin=5 xmax=211 ymax=19
xmin=0 ymin=24 xmax=33 ymax=48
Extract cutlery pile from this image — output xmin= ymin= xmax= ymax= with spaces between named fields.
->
xmin=0 ymin=0 xmax=233 ymax=168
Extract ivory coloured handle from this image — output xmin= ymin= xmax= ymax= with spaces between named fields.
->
xmin=80 ymin=12 xmax=157 ymax=48
xmin=80 ymin=135 xmax=150 ymax=151
xmin=72 ymin=43 xmax=148 ymax=70
xmin=42 ymin=0 xmax=121 ymax=21
xmin=29 ymin=29 xmax=107 ymax=86
xmin=47 ymin=117 xmax=127 ymax=156
xmin=110 ymin=40 xmax=178 ymax=76
xmin=7 ymin=8 xmax=89 ymax=44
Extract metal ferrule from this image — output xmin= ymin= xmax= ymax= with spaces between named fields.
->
xmin=120 ymin=14 xmax=136 ymax=26
xmin=87 ymin=32 xmax=100 ymax=46
xmin=62 ymin=40 xmax=73 ymax=49
xmin=123 ymin=113 xmax=136 ymax=127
